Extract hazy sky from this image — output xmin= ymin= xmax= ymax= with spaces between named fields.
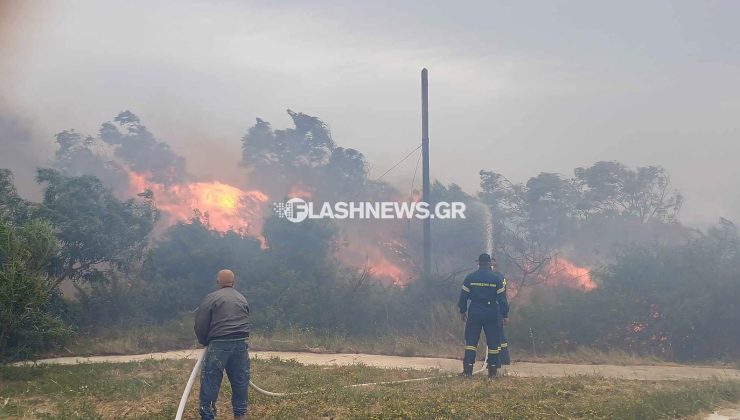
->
xmin=1 ymin=0 xmax=739 ymax=225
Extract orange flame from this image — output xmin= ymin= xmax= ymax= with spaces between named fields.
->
xmin=410 ymin=189 xmax=422 ymax=203
xmin=340 ymin=236 xmax=411 ymax=286
xmin=367 ymin=253 xmax=405 ymax=285
xmin=130 ymin=170 xmax=414 ymax=284
xmin=288 ymin=183 xmax=313 ymax=199
xmin=544 ymin=257 xmax=597 ymax=290
xmin=128 ymin=171 xmax=268 ymax=233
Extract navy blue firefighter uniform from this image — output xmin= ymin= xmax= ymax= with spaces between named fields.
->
xmin=458 ymin=258 xmax=509 ymax=377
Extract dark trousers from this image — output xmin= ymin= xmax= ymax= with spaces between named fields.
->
xmin=463 ymin=306 xmax=501 ymax=367
xmin=199 ymin=339 xmax=250 ymax=420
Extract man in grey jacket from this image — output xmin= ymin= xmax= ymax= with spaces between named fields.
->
xmin=194 ymin=269 xmax=250 ymax=420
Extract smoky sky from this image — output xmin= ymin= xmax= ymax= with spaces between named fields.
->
xmin=1 ymin=0 xmax=739 ymax=225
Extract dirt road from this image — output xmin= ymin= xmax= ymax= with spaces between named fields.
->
xmin=20 ymin=349 xmax=740 ymax=382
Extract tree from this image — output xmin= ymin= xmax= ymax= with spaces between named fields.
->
xmin=262 ymin=213 xmax=337 ymax=274
xmin=424 ymin=181 xmax=489 ymax=273
xmin=524 ymin=172 xmax=580 ymax=246
xmin=99 ymin=111 xmax=188 ymax=185
xmin=142 ymin=215 xmax=263 ymax=308
xmin=478 ymin=161 xmax=686 ymax=301
xmin=53 ymin=130 xmax=129 ymax=190
xmin=0 ymin=218 xmax=71 ymax=360
xmin=574 ymin=161 xmax=683 ymax=222
xmin=514 ymin=218 xmax=740 ymax=361
xmin=0 ymin=169 xmax=29 ymax=224
xmin=241 ymin=110 xmax=335 ymax=184
xmin=322 ymin=147 xmax=368 ymax=200
xmin=35 ymin=169 xmax=158 ymax=287
xmin=478 ymin=170 xmax=559 ymax=301
xmin=241 ymin=110 xmax=364 ymax=199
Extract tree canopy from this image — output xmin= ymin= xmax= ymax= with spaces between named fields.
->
xmin=35 ymin=168 xmax=158 ymax=286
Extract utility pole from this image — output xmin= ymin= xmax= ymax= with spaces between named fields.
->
xmin=421 ymin=68 xmax=431 ymax=276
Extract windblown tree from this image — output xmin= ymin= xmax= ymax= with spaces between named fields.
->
xmin=35 ymin=168 xmax=158 ymax=287
xmin=52 ymin=110 xmax=190 ymax=193
xmin=240 ymin=110 xmax=370 ymax=201
xmin=241 ymin=111 xmax=334 ymax=189
xmin=99 ymin=111 xmax=188 ymax=185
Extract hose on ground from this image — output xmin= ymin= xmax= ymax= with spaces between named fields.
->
xmin=248 ymin=365 xmax=487 ymax=397
xmin=175 ymin=350 xmax=487 ymax=417
xmin=175 ymin=349 xmax=205 ymax=420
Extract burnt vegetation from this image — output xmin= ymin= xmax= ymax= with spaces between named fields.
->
xmin=1 ymin=110 xmax=738 ymax=363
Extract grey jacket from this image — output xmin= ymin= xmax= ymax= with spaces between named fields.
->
xmin=194 ymin=287 xmax=250 ymax=346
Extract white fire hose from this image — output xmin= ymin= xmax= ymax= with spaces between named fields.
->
xmin=174 ymin=349 xmax=487 ymax=419
xmin=175 ymin=350 xmax=205 ymax=420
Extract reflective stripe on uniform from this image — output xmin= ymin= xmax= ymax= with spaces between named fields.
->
xmin=497 ymin=286 xmax=506 ymax=294
xmin=487 ymin=348 xmax=500 ymax=354
xmin=470 ymin=282 xmax=496 ymax=287
xmin=465 ymin=345 xmax=477 ymax=351
xmin=461 ymin=285 xmax=470 ymax=292
xmin=500 ymin=342 xmax=508 ymax=348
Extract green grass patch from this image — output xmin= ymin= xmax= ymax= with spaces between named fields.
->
xmin=2 ymin=359 xmax=738 ymax=419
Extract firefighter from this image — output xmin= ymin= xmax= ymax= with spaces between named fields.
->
xmin=458 ymin=253 xmax=509 ymax=379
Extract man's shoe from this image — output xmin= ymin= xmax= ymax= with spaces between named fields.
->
xmin=487 ymin=364 xmax=497 ymax=380
xmin=460 ymin=363 xmax=473 ymax=378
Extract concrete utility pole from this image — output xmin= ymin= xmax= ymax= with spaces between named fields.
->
xmin=421 ymin=68 xmax=431 ymax=276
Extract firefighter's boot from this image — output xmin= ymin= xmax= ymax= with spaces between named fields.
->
xmin=487 ymin=364 xmax=498 ymax=380
xmin=460 ymin=363 xmax=473 ymax=379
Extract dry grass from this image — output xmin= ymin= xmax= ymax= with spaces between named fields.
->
xmin=1 ymin=358 xmax=739 ymax=419
xmin=53 ymin=319 xmax=680 ymax=367
xmin=57 ymin=318 xmax=197 ymax=357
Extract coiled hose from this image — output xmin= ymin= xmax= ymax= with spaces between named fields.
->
xmin=175 ymin=350 xmax=486 ymax=419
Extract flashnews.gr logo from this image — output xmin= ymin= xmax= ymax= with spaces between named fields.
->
xmin=273 ymin=198 xmax=466 ymax=223
xmin=273 ymin=197 xmax=311 ymax=223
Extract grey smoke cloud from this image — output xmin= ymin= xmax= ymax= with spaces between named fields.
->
xmin=1 ymin=0 xmax=739 ymax=225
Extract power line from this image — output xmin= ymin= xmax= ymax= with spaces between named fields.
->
xmin=374 ymin=144 xmax=422 ymax=181
xmin=409 ymin=149 xmax=422 ymax=200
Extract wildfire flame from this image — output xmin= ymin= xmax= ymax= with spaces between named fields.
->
xmin=340 ymin=234 xmax=411 ymax=286
xmin=544 ymin=257 xmax=596 ymax=290
xmin=128 ymin=171 xmax=268 ymax=233
xmin=367 ymin=253 xmax=405 ymax=285
xmin=288 ymin=183 xmax=313 ymax=199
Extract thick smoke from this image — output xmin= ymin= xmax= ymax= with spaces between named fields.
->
xmin=52 ymin=129 xmax=129 ymax=191
xmin=240 ymin=110 xmax=419 ymax=281
xmin=0 ymin=114 xmax=47 ymax=199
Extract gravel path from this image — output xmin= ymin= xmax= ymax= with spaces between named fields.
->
xmin=20 ymin=349 xmax=740 ymax=382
